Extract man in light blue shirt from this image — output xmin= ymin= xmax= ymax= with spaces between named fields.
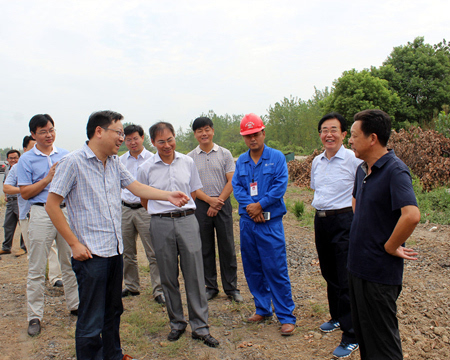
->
xmin=310 ymin=112 xmax=362 ymax=358
xmin=46 ymin=111 xmax=189 ymax=360
xmin=16 ymin=114 xmax=79 ymax=337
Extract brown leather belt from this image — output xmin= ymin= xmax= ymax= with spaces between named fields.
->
xmin=153 ymin=209 xmax=195 ymax=218
xmin=316 ymin=207 xmax=352 ymax=218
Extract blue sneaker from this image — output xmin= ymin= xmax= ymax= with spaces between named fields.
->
xmin=319 ymin=319 xmax=340 ymax=333
xmin=332 ymin=342 xmax=359 ymax=358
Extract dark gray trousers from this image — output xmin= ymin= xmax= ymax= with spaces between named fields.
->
xmin=194 ymin=198 xmax=238 ymax=294
xmin=2 ymin=198 xmax=25 ymax=251
xmin=150 ymin=214 xmax=209 ymax=335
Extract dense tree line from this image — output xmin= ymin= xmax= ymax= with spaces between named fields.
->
xmin=172 ymin=37 xmax=449 ymax=156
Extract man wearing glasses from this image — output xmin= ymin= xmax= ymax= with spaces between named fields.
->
xmin=1 ymin=149 xmax=27 ymax=256
xmin=137 ymin=122 xmax=219 ymax=347
xmin=16 ymin=114 xmax=79 ymax=336
xmin=310 ymin=112 xmax=361 ymax=358
xmin=120 ymin=124 xmax=164 ymax=304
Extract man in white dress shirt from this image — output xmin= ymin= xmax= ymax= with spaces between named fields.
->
xmin=120 ymin=125 xmax=164 ymax=304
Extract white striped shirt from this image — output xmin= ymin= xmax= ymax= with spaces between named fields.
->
xmin=50 ymin=143 xmax=135 ymax=257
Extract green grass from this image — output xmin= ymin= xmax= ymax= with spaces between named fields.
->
xmin=292 ymin=200 xmax=305 ymax=219
xmin=412 ymin=174 xmax=450 ymax=224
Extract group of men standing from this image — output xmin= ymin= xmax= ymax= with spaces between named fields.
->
xmin=2 ymin=108 xmax=419 ymax=360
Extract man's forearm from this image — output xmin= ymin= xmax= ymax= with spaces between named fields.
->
xmin=3 ymin=184 xmax=20 ymax=195
xmin=127 ymin=181 xmax=170 ymax=201
xmin=384 ymin=205 xmax=420 ymax=254
xmin=20 ymin=178 xmax=51 ymax=200
xmin=218 ymin=181 xmax=233 ymax=201
xmin=45 ymin=193 xmax=80 ymax=248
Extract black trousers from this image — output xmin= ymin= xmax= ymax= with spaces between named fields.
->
xmin=349 ymin=272 xmax=403 ymax=360
xmin=194 ymin=198 xmax=238 ymax=294
xmin=314 ymin=211 xmax=356 ymax=343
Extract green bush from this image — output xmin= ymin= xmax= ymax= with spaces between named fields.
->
xmin=292 ymin=200 xmax=305 ymax=219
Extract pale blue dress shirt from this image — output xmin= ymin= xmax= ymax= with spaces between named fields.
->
xmin=311 ymin=145 xmax=362 ymax=210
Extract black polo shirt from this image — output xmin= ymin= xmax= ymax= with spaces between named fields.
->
xmin=348 ymin=150 xmax=418 ymax=285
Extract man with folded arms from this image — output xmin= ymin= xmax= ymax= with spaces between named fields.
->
xmin=187 ymin=117 xmax=242 ymax=303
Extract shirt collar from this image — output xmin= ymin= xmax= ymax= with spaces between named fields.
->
xmin=361 ymin=149 xmax=394 ymax=174
xmin=243 ymin=144 xmax=268 ymax=163
xmin=320 ymin=145 xmax=346 ymax=161
xmin=154 ymin=151 xmax=180 ymax=164
xmin=32 ymin=144 xmax=58 ymax=157
xmin=195 ymin=143 xmax=218 ymax=154
xmin=129 ymin=148 xmax=149 ymax=159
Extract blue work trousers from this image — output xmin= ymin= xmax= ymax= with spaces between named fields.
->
xmin=72 ymin=255 xmax=124 ymax=360
xmin=240 ymin=217 xmax=296 ymax=324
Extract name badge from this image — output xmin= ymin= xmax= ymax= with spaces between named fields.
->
xmin=250 ymin=182 xmax=258 ymax=196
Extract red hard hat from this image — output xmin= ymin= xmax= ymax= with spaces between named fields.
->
xmin=240 ymin=113 xmax=265 ymax=135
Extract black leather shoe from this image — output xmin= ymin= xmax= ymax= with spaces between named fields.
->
xmin=192 ymin=333 xmax=219 ymax=348
xmin=70 ymin=309 xmax=78 ymax=316
xmin=122 ymin=289 xmax=140 ymax=298
xmin=53 ymin=280 xmax=63 ymax=288
xmin=205 ymin=290 xmax=218 ymax=301
xmin=155 ymin=294 xmax=165 ymax=305
xmin=167 ymin=329 xmax=185 ymax=341
xmin=28 ymin=318 xmax=41 ymax=336
xmin=227 ymin=292 xmax=244 ymax=303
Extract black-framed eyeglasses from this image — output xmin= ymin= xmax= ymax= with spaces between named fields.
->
xmin=102 ymin=127 xmax=125 ymax=138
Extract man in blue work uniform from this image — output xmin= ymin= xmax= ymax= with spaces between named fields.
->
xmin=232 ymin=113 xmax=296 ymax=336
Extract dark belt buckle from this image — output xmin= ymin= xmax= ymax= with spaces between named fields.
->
xmin=170 ymin=212 xmax=177 ymax=218
xmin=317 ymin=210 xmax=327 ymax=218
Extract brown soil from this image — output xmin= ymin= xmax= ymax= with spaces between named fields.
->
xmin=0 ymin=185 xmax=449 ymax=359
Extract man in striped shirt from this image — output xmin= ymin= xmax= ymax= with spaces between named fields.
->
xmin=46 ymin=111 xmax=189 ymax=360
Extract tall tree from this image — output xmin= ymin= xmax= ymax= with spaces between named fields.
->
xmin=323 ymin=69 xmax=400 ymax=126
xmin=374 ymin=37 xmax=450 ymax=126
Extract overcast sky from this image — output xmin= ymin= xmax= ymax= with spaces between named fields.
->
xmin=1 ymin=0 xmax=448 ymax=151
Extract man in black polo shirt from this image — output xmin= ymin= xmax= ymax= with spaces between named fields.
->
xmin=348 ymin=109 xmax=420 ymax=359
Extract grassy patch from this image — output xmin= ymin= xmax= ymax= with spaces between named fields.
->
xmin=291 ymin=200 xmax=305 ymax=219
xmin=412 ymin=174 xmax=450 ymax=225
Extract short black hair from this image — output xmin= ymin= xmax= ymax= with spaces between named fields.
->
xmin=29 ymin=114 xmax=54 ymax=134
xmin=6 ymin=150 xmax=20 ymax=159
xmin=192 ymin=117 xmax=214 ymax=131
xmin=318 ymin=112 xmax=347 ymax=133
xmin=22 ymin=135 xmax=35 ymax=149
xmin=353 ymin=109 xmax=392 ymax=147
xmin=149 ymin=122 xmax=175 ymax=141
xmin=124 ymin=124 xmax=144 ymax=137
xmin=86 ymin=110 xmax=123 ymax=140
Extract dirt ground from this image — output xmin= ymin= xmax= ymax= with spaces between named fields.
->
xmin=0 ymin=185 xmax=449 ymax=359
